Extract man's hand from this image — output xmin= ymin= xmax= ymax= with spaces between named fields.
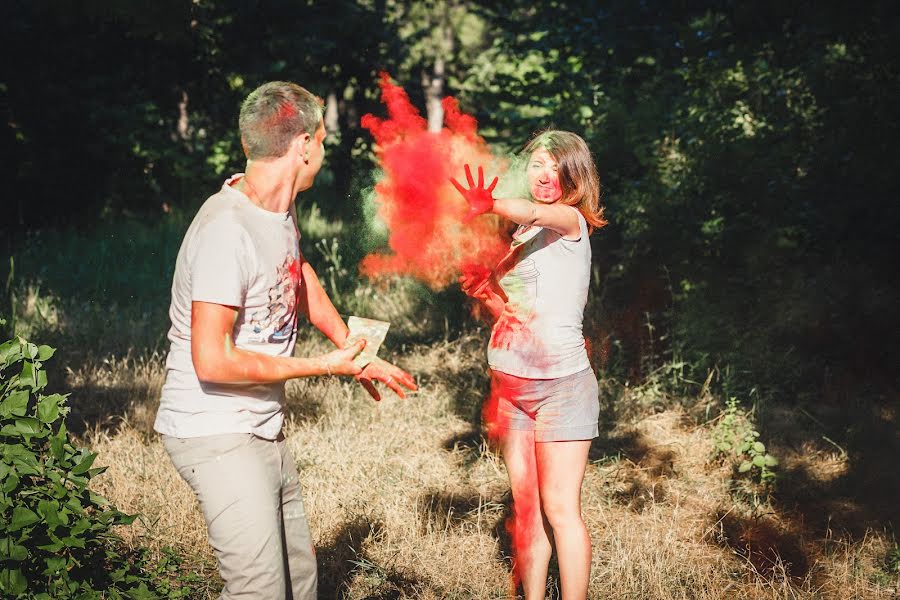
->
xmin=356 ymin=357 xmax=417 ymax=401
xmin=450 ymin=164 xmax=498 ymax=222
xmin=319 ymin=339 xmax=366 ymax=377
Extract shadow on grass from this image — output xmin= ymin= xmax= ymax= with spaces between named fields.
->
xmin=766 ymin=396 xmax=900 ymax=538
xmin=713 ymin=510 xmax=811 ymax=578
xmin=316 ymin=514 xmax=444 ymax=600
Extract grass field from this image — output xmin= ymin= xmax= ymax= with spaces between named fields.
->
xmin=4 ymin=215 xmax=898 ymax=599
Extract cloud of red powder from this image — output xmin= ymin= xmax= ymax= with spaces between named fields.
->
xmin=359 ymin=72 xmax=509 ymax=289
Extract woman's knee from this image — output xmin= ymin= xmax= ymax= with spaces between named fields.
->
xmin=541 ymin=499 xmax=584 ymax=531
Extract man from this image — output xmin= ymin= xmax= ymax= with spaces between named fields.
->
xmin=154 ymin=81 xmax=416 ymax=599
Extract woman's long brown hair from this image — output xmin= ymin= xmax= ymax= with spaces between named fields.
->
xmin=523 ymin=130 xmax=607 ymax=233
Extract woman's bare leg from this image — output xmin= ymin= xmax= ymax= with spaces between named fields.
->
xmin=501 ymin=429 xmax=553 ymax=600
xmin=536 ymin=440 xmax=592 ymax=600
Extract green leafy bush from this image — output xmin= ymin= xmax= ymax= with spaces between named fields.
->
xmin=0 ymin=332 xmax=164 ymax=598
xmin=712 ymin=397 xmax=779 ymax=486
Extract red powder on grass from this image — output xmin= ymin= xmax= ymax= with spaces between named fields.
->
xmin=360 ymin=73 xmax=508 ymax=289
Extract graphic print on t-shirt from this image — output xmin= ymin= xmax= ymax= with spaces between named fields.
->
xmin=249 ymin=254 xmax=301 ymax=342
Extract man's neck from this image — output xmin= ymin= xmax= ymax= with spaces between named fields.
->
xmin=239 ymin=160 xmax=299 ymax=214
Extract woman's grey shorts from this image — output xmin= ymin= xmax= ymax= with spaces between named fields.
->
xmin=490 ymin=367 xmax=600 ymax=442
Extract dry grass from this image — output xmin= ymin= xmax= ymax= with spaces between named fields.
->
xmin=79 ymin=332 xmax=898 ymax=599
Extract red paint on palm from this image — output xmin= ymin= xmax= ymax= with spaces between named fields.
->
xmin=360 ymin=73 xmax=508 ymax=289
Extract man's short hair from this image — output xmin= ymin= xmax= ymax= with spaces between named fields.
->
xmin=239 ymin=82 xmax=324 ymax=160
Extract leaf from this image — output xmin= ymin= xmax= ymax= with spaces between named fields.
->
xmin=0 ymin=537 xmax=28 ymax=561
xmin=50 ymin=420 xmax=68 ymax=460
xmin=752 ymin=454 xmax=766 ymax=468
xmin=36 ymin=537 xmax=64 ymax=553
xmin=36 ymin=369 xmax=47 ymax=391
xmin=37 ymin=396 xmax=61 ymax=423
xmin=118 ymin=512 xmax=139 ymax=526
xmin=25 ymin=343 xmax=38 ymax=360
xmin=61 ymin=535 xmax=87 ymax=549
xmin=71 ymin=451 xmax=98 ymax=475
xmin=18 ymin=361 xmax=36 ymax=389
xmin=38 ymin=499 xmax=63 ymax=528
xmin=2 ymin=443 xmax=28 ymax=460
xmin=2 ymin=472 xmax=19 ymax=493
xmin=66 ymin=496 xmax=84 ymax=514
xmin=70 ymin=517 xmax=91 ymax=536
xmin=752 ymin=441 xmax=766 ymax=453
xmin=14 ymin=417 xmax=47 ymax=440
xmin=42 ymin=555 xmax=66 ymax=575
xmin=0 ymin=339 xmax=23 ymax=368
xmin=87 ymin=491 xmax=108 ymax=507
xmin=50 ymin=429 xmax=65 ymax=460
xmin=764 ymin=454 xmax=779 ymax=467
xmin=37 ymin=345 xmax=55 ymax=361
xmin=52 ymin=482 xmax=67 ymax=498
xmin=0 ymin=567 xmax=28 ymax=595
xmin=0 ymin=462 xmax=9 ymax=481
xmin=738 ymin=460 xmax=753 ymax=473
xmin=0 ymin=423 xmax=20 ymax=438
xmin=0 ymin=390 xmax=29 ymax=418
xmin=126 ymin=581 xmax=160 ymax=600
xmin=9 ymin=506 xmax=39 ymax=531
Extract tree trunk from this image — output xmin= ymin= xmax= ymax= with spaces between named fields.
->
xmin=424 ymin=4 xmax=454 ymax=133
xmin=325 ymin=90 xmax=340 ymax=136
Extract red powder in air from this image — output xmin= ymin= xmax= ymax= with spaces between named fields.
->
xmin=362 ymin=74 xmax=561 ymax=592
xmin=360 ymin=73 xmax=508 ymax=289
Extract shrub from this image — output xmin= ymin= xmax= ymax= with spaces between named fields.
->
xmin=712 ymin=397 xmax=779 ymax=487
xmin=0 ymin=330 xmax=165 ymax=598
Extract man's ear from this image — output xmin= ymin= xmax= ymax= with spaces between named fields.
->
xmin=294 ymin=133 xmax=311 ymax=163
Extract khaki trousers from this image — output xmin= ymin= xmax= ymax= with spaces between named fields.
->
xmin=162 ymin=433 xmax=317 ymax=600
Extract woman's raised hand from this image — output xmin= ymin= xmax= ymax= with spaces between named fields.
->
xmin=450 ymin=164 xmax=498 ymax=222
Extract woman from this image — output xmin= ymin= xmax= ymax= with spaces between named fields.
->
xmin=451 ymin=130 xmax=606 ymax=600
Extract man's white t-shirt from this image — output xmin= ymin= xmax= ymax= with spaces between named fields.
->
xmin=154 ymin=174 xmax=301 ymax=440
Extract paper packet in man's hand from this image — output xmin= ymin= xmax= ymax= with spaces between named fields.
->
xmin=345 ymin=316 xmax=390 ymax=368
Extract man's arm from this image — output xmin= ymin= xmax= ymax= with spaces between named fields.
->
xmin=297 ymin=259 xmax=350 ymax=347
xmin=191 ymin=301 xmax=365 ymax=384
xmin=297 ymin=256 xmax=417 ymax=400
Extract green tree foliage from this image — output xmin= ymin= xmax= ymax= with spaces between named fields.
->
xmin=460 ymin=0 xmax=900 ymax=394
xmin=2 ymin=1 xmax=897 ymax=398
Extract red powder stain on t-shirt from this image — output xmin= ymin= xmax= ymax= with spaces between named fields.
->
xmin=360 ymin=73 xmax=508 ymax=289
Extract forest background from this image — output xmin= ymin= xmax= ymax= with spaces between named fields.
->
xmin=1 ymin=1 xmax=898 ymax=598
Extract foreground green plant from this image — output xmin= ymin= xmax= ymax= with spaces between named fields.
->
xmin=0 ymin=329 xmax=170 ymax=598
xmin=712 ymin=397 xmax=778 ymax=486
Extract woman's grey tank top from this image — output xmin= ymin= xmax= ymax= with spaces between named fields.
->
xmin=488 ymin=208 xmax=592 ymax=379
